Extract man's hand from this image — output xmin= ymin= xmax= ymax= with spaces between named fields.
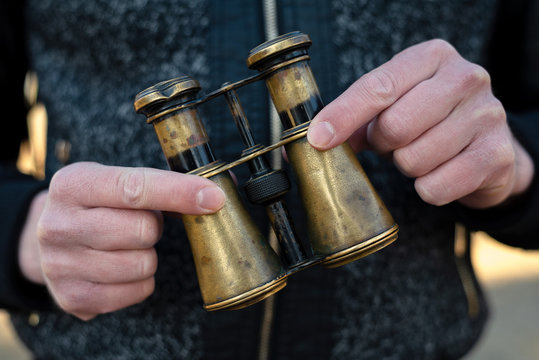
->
xmin=308 ymin=39 xmax=534 ymax=209
xmin=18 ymin=162 xmax=225 ymax=320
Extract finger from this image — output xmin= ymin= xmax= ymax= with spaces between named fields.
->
xmin=391 ymin=94 xmax=495 ymax=178
xmin=392 ymin=111 xmax=474 ymax=178
xmin=38 ymin=206 xmax=163 ymax=250
xmin=308 ymin=39 xmax=457 ymax=149
xmin=41 ymin=247 xmax=158 ymax=284
xmin=54 ymin=277 xmax=155 ymax=319
xmin=366 ymin=59 xmax=483 ymax=153
xmin=49 ymin=162 xmax=226 ymax=214
xmin=414 ymin=130 xmax=514 ymax=208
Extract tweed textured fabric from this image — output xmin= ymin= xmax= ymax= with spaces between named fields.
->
xmin=329 ymin=1 xmax=495 ymax=358
xmin=10 ymin=0 xmax=499 ymax=359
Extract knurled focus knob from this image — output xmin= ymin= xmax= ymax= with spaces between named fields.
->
xmin=244 ymin=170 xmax=291 ymax=205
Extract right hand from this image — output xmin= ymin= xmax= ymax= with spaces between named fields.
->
xmin=18 ymin=162 xmax=225 ymax=320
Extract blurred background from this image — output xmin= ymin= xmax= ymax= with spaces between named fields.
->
xmin=0 ymin=76 xmax=538 ymax=359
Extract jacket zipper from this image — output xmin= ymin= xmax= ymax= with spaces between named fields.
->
xmin=258 ymin=1 xmax=280 ymax=360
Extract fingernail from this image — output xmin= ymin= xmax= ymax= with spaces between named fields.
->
xmin=196 ymin=186 xmax=226 ymax=212
xmin=307 ymin=121 xmax=335 ymax=148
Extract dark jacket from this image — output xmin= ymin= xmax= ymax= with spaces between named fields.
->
xmin=1 ymin=0 xmax=538 ymax=359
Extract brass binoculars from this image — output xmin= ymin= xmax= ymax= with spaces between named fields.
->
xmin=134 ymin=32 xmax=398 ymax=311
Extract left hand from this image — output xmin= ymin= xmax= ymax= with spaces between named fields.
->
xmin=307 ymin=39 xmax=534 ymax=209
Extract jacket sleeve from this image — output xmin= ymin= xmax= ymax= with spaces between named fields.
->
xmin=0 ymin=1 xmax=54 ymax=311
xmin=456 ymin=0 xmax=539 ymax=249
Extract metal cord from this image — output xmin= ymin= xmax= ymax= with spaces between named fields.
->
xmin=258 ymin=2 xmax=280 ymax=360
xmin=262 ymin=0 xmax=283 ymax=171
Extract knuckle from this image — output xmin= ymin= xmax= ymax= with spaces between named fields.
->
xmin=393 ymin=147 xmax=423 ymax=177
xmin=458 ymin=64 xmax=491 ymax=92
xmin=484 ymin=98 xmax=506 ymax=124
xmin=487 ymin=137 xmax=515 ymax=169
xmin=40 ymin=252 xmax=66 ymax=281
xmin=375 ymin=108 xmax=411 ymax=149
xmin=473 ymin=99 xmax=507 ymax=133
xmin=48 ymin=165 xmax=79 ymax=200
xmin=138 ymin=249 xmax=158 ymax=279
xmin=36 ymin=216 xmax=54 ymax=245
xmin=37 ymin=213 xmax=67 ymax=246
xmin=426 ymin=39 xmax=457 ymax=59
xmin=360 ymin=69 xmax=399 ymax=106
xmin=137 ymin=211 xmax=162 ymax=248
xmin=117 ymin=169 xmax=147 ymax=208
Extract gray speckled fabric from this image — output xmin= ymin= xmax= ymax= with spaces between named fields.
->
xmin=332 ymin=0 xmax=492 ymax=86
xmin=330 ymin=1 xmax=495 ymax=359
xmin=27 ymin=0 xmax=210 ymax=173
xmin=10 ymin=0 xmax=497 ymax=359
xmin=14 ymin=1 xmax=210 ymax=359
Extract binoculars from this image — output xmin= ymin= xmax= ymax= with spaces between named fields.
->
xmin=134 ymin=32 xmax=398 ymax=311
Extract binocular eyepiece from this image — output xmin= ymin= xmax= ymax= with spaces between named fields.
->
xmin=134 ymin=31 xmax=398 ymax=311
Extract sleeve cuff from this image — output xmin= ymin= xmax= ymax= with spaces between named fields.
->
xmin=0 ymin=171 xmax=54 ymax=311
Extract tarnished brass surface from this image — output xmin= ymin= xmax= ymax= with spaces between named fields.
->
xmin=321 ymin=225 xmax=399 ymax=268
xmin=264 ymin=62 xmax=320 ymax=119
xmin=134 ymin=75 xmax=200 ymax=116
xmin=143 ymin=55 xmax=311 ymax=125
xmin=134 ymin=31 xmax=400 ymax=311
xmin=285 ymin=136 xmax=398 ymax=267
xmin=197 ymin=130 xmax=306 ymax=179
xmin=251 ymin=32 xmax=398 ymax=268
xmin=152 ymin=108 xmax=209 ymax=159
xmin=247 ymin=31 xmax=311 ymax=69
xmin=182 ymin=172 xmax=287 ymax=311
xmin=205 ymin=275 xmax=287 ymax=311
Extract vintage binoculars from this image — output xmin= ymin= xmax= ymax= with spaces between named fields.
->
xmin=134 ymin=32 xmax=398 ymax=311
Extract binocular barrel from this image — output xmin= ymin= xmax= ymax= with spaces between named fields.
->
xmin=134 ymin=31 xmax=398 ymax=311
xmin=135 ymin=78 xmax=287 ymax=311
xmin=248 ymin=32 xmax=398 ymax=267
